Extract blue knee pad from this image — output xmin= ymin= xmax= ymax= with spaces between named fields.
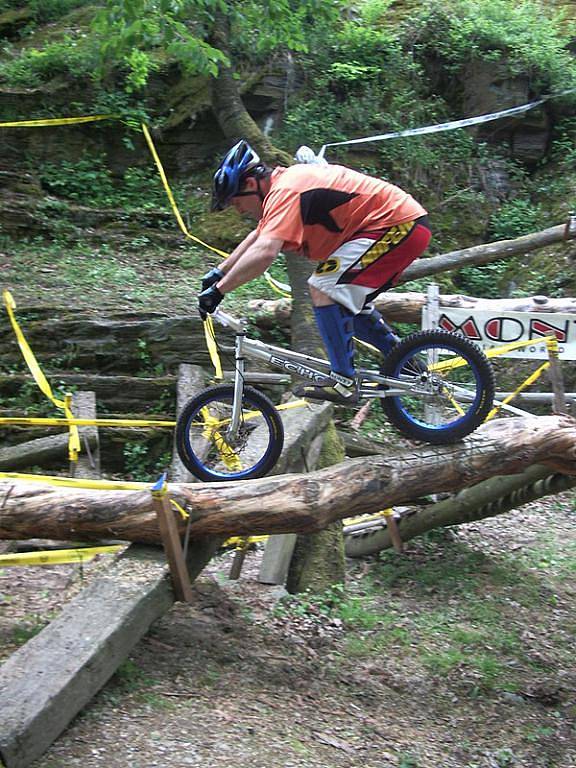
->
xmin=353 ymin=309 xmax=399 ymax=355
xmin=313 ymin=304 xmax=355 ymax=378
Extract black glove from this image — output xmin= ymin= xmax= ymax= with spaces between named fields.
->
xmin=201 ymin=267 xmax=224 ymax=291
xmin=198 ymin=285 xmax=224 ymax=320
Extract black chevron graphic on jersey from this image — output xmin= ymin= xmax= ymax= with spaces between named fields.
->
xmin=299 ymin=188 xmax=358 ymax=232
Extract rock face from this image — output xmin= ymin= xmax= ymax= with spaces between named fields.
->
xmin=463 ymin=62 xmax=551 ymax=166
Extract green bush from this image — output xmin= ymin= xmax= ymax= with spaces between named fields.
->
xmin=38 ymin=156 xmax=171 ymax=211
xmin=412 ymin=0 xmax=576 ymax=92
xmin=488 ymin=198 xmax=544 ymax=240
xmin=0 ymin=36 xmax=96 ymax=87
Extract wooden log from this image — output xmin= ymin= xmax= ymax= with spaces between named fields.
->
xmin=344 ymin=464 xmax=576 ymax=557
xmin=401 ymin=224 xmax=573 ymax=283
xmin=70 ymin=391 xmax=100 ymax=479
xmin=170 ymin=363 xmax=206 ymax=483
xmin=0 ymin=432 xmax=97 ymax=471
xmin=248 ymin=292 xmax=576 ymax=327
xmin=1 ymin=415 xmax=575 ymax=543
xmin=0 ymin=537 xmax=222 ymax=768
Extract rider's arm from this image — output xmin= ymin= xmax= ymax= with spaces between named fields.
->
xmin=216 ymin=235 xmax=283 ymax=294
xmin=217 ymin=229 xmax=259 ymax=274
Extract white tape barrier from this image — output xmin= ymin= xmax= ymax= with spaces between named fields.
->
xmin=317 ymin=90 xmax=576 ymax=159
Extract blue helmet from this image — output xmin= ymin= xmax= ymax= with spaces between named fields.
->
xmin=211 ymin=140 xmax=264 ymax=211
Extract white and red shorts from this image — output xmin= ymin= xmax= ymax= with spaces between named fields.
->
xmin=307 ymin=215 xmax=431 ymax=314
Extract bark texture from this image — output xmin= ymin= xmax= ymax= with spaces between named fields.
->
xmin=1 ymin=416 xmax=575 ymax=544
xmin=249 ymin=292 xmax=576 ymax=328
xmin=286 ymin=421 xmax=347 ymax=593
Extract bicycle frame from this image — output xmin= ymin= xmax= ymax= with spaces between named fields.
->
xmin=211 ymin=310 xmax=479 ymax=436
xmin=228 ymin=332 xmax=421 ymax=434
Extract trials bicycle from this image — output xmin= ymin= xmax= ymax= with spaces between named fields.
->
xmin=176 ymin=310 xmax=495 ymax=482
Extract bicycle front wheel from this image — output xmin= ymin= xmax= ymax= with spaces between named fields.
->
xmin=176 ymin=384 xmax=284 ymax=482
xmin=380 ymin=330 xmax=495 ymax=444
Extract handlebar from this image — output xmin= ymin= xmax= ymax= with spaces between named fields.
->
xmin=211 ymin=308 xmax=246 ymax=333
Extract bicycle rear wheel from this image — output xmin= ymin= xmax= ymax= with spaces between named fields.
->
xmin=380 ymin=330 xmax=494 ymax=444
xmin=176 ymin=384 xmax=284 ymax=482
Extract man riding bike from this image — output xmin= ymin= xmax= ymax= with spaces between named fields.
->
xmin=198 ymin=139 xmax=432 ymax=404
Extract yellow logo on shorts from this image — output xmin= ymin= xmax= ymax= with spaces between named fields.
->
xmin=360 ymin=221 xmax=415 ymax=269
xmin=315 ymin=258 xmax=340 ymax=275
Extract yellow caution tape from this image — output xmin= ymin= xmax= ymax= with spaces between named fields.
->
xmin=171 ymin=499 xmax=189 ymax=520
xmin=0 ymin=471 xmax=157 ymax=491
xmin=3 ymin=290 xmax=80 ymax=461
xmin=486 ymin=361 xmax=550 ymax=421
xmin=0 ymin=115 xmax=116 ymax=129
xmin=0 ymin=416 xmax=176 ymax=427
xmin=0 ymin=545 xmax=123 ymax=567
xmin=141 ymin=123 xmax=228 ymax=258
xmin=204 ymin=315 xmax=223 ymax=380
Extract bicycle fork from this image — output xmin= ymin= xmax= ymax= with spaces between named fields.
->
xmin=229 ymin=332 xmax=247 ymax=437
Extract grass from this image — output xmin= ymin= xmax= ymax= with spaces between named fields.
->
xmin=336 ymin=511 xmax=576 ymax=701
xmin=2 ymin=231 xmax=288 ymax=319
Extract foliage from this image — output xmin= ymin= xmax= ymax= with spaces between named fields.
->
xmin=0 ymin=35 xmax=96 ymax=87
xmin=488 ymin=197 xmax=545 ymax=240
xmin=92 ymin=0 xmax=340 ymax=92
xmin=411 ymin=0 xmax=576 ymax=92
xmin=37 ymin=155 xmax=176 ymax=211
xmin=0 ymin=0 xmax=86 ymax=23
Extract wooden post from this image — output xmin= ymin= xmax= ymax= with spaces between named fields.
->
xmin=70 ymin=391 xmax=100 ymax=479
xmin=384 ymin=510 xmax=404 ymax=554
xmin=170 ymin=364 xmax=207 ymax=483
xmin=546 ymin=334 xmax=568 ymax=415
xmin=228 ymin=540 xmax=249 ymax=580
xmin=151 ymin=480 xmax=193 ymax=603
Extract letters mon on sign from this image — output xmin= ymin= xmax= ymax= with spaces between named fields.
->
xmin=423 ymin=308 xmax=576 ymax=360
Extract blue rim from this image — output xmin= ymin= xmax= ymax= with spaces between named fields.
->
xmin=391 ymin=341 xmax=482 ymax=432
xmin=183 ymin=394 xmax=279 ymax=480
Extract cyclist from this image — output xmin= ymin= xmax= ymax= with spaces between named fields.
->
xmin=199 ymin=139 xmax=432 ymax=404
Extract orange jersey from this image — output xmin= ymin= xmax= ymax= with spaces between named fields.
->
xmin=256 ymin=164 xmax=427 ymax=262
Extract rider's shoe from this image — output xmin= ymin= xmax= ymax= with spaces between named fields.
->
xmin=294 ymin=377 xmax=360 ymax=405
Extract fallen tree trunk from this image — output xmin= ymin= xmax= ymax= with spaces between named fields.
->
xmin=1 ymin=415 xmax=575 ymax=543
xmin=345 ymin=464 xmax=576 ymax=557
xmin=249 ymin=292 xmax=576 ymax=328
xmin=0 ymin=433 xmax=98 ymax=471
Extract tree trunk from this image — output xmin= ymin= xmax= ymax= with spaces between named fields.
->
xmin=286 ymin=421 xmax=346 ymax=593
xmin=209 ymin=15 xmax=292 ymax=166
xmin=248 ymin=291 xmax=576 ymax=328
xmin=284 ymin=252 xmax=345 ymax=593
xmin=2 ymin=415 xmax=575 ymax=544
xmin=345 ymin=464 xmax=576 ymax=557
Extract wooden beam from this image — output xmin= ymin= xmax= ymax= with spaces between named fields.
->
xmin=151 ymin=490 xmax=193 ymax=603
xmin=70 ymin=391 xmax=100 ymax=479
xmin=0 ymin=546 xmax=174 ymax=768
xmin=0 ymin=433 xmax=96 ymax=471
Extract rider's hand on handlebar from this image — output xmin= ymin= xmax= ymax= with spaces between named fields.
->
xmin=201 ymin=267 xmax=224 ymax=291
xmin=198 ymin=285 xmax=224 ymax=320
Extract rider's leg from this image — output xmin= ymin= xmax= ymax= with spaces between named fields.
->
xmin=295 ymin=285 xmax=358 ymax=403
xmin=309 ymin=286 xmax=355 ymax=379
xmin=353 ymin=304 xmax=400 ymax=356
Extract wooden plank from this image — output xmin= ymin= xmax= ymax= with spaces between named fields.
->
xmin=0 ymin=433 xmax=96 ymax=471
xmin=170 ymin=364 xmax=206 ymax=483
xmin=258 ymin=534 xmax=298 ymax=585
xmin=0 ymin=546 xmax=174 ymax=768
xmin=0 ymin=534 xmax=224 ymax=768
xmin=258 ymin=401 xmax=333 ymax=585
xmin=70 ymin=391 xmax=100 ymax=479
xmin=151 ymin=492 xmax=193 ymax=603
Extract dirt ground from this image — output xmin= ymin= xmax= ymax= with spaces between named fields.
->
xmin=1 ymin=489 xmax=575 ymax=768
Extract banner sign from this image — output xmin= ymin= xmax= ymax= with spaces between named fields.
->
xmin=423 ymin=307 xmax=576 ymax=360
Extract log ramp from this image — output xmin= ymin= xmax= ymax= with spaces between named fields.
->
xmin=0 ymin=363 xmax=331 ymax=768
